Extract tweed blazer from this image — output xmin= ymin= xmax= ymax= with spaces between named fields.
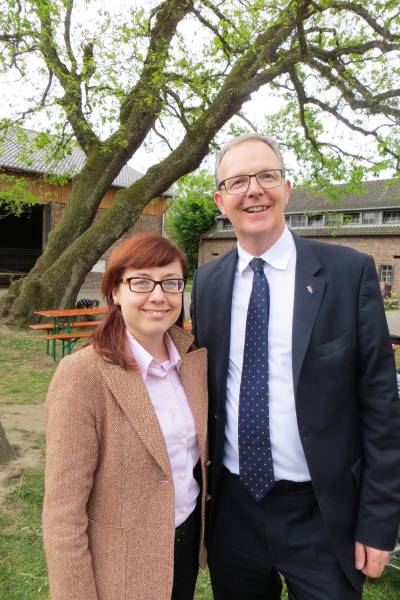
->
xmin=42 ymin=326 xmax=208 ymax=600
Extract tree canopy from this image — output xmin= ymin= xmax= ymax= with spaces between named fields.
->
xmin=0 ymin=0 xmax=399 ymax=323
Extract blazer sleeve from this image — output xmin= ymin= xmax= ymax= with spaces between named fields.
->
xmin=42 ymin=355 xmax=100 ymax=600
xmin=355 ymin=256 xmax=400 ymax=550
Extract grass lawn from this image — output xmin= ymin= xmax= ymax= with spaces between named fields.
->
xmin=0 ymin=332 xmax=56 ymax=405
xmin=0 ymin=330 xmax=399 ymax=599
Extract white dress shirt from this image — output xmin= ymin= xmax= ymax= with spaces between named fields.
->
xmin=223 ymin=226 xmax=310 ymax=481
xmin=127 ymin=331 xmax=200 ymax=526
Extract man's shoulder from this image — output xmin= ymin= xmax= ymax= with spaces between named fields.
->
xmin=296 ymin=234 xmax=370 ymax=265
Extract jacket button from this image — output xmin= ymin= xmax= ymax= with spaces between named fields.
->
xmin=205 ymin=494 xmax=212 ymax=502
xmin=214 ymin=414 xmax=218 ymax=420
xmin=206 ymin=460 xmax=212 ymax=467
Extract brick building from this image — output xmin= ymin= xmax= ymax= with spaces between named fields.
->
xmin=199 ymin=179 xmax=400 ymax=296
xmin=0 ymin=129 xmax=167 ymax=289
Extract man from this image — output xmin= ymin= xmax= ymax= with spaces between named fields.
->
xmin=191 ymin=133 xmax=400 ymax=599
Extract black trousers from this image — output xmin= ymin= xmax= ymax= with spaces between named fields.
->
xmin=171 ymin=501 xmax=200 ymax=600
xmin=208 ymin=468 xmax=363 ymax=600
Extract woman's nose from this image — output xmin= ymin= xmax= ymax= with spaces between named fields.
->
xmin=148 ymin=282 xmax=166 ymax=301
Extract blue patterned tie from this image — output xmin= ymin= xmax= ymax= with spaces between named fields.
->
xmin=239 ymin=257 xmax=275 ymax=501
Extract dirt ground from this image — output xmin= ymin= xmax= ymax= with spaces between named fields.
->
xmin=0 ymin=403 xmax=46 ymax=503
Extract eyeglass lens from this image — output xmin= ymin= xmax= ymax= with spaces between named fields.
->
xmin=224 ymin=170 xmax=282 ymax=194
xmin=128 ymin=278 xmax=184 ymax=293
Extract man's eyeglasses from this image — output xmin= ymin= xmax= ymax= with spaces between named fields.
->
xmin=120 ymin=277 xmax=186 ymax=294
xmin=218 ymin=169 xmax=284 ymax=195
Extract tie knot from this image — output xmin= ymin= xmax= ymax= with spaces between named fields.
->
xmin=249 ymin=257 xmax=265 ymax=274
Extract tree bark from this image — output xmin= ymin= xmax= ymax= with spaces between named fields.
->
xmin=0 ymin=420 xmax=14 ymax=464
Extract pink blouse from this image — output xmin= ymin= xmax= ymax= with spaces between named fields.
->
xmin=127 ymin=331 xmax=200 ymax=527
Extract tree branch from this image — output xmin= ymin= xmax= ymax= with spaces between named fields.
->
xmin=37 ymin=2 xmax=99 ymax=152
xmin=327 ymin=1 xmax=400 ymax=43
xmin=152 ymin=123 xmax=174 ymax=152
xmin=192 ymin=6 xmax=234 ymax=58
xmin=307 ymin=56 xmax=400 ymax=119
xmin=64 ymin=2 xmax=78 ymax=75
xmin=289 ymin=66 xmax=324 ymax=160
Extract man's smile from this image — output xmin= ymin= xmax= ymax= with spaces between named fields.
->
xmin=244 ymin=205 xmax=270 ymax=213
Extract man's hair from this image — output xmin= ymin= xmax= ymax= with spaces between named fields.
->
xmin=215 ymin=133 xmax=286 ymax=187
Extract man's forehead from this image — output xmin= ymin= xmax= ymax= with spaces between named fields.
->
xmin=217 ymin=140 xmax=281 ymax=176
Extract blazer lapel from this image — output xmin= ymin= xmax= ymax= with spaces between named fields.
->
xmin=292 ymin=233 xmax=326 ymax=392
xmin=179 ymin=347 xmax=208 ymax=453
xmin=97 ymin=358 xmax=171 ymax=476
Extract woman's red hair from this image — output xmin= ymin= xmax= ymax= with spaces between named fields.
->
xmin=91 ymin=233 xmax=188 ymax=370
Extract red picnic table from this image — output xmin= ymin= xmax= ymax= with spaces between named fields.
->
xmin=32 ymin=307 xmax=107 ymax=361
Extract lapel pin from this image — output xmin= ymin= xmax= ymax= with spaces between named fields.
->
xmin=306 ymin=284 xmax=317 ymax=295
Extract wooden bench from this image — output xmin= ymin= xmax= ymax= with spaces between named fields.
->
xmin=41 ymin=332 xmax=93 ymax=361
xmin=29 ymin=321 xmax=101 ymax=332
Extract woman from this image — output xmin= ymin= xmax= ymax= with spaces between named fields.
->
xmin=42 ymin=233 xmax=208 ymax=600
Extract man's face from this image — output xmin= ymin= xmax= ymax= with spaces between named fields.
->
xmin=214 ymin=140 xmax=291 ymax=254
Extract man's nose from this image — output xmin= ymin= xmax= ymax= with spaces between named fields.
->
xmin=247 ymin=174 xmax=264 ymax=195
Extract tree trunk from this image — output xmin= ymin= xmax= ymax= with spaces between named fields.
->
xmin=0 ymin=420 xmax=14 ymax=464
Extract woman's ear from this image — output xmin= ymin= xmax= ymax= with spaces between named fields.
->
xmin=112 ymin=288 xmax=120 ymax=305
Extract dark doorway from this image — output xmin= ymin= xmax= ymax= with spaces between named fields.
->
xmin=0 ymin=204 xmax=43 ymax=283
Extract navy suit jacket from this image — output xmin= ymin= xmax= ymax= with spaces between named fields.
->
xmin=191 ymin=231 xmax=400 ymax=588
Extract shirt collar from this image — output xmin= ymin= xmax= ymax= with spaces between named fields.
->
xmin=126 ymin=330 xmax=182 ymax=381
xmin=237 ymin=226 xmax=295 ymax=274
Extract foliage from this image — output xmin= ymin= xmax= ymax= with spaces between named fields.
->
xmin=384 ymin=292 xmax=400 ymax=310
xmin=0 ymin=0 xmax=400 ymax=322
xmin=167 ymin=171 xmax=218 ymax=274
xmin=0 ymin=173 xmax=42 ymax=218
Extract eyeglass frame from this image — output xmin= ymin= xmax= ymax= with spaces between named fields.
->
xmin=120 ymin=276 xmax=186 ymax=294
xmin=217 ymin=169 xmax=285 ymax=195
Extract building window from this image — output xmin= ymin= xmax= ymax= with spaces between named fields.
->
xmin=343 ymin=212 xmax=360 ymax=225
xmin=223 ymin=219 xmax=233 ymax=230
xmin=291 ymin=214 xmax=307 ymax=227
xmin=285 ymin=215 xmax=291 ymax=225
xmin=325 ymin=213 xmax=343 ymax=226
xmin=362 ymin=211 xmax=379 ymax=225
xmin=308 ymin=213 xmax=324 ymax=227
xmin=383 ymin=211 xmax=400 ymax=224
xmin=379 ymin=264 xmax=394 ymax=284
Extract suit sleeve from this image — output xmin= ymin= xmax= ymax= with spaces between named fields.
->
xmin=42 ymin=356 xmax=100 ymax=600
xmin=355 ymin=256 xmax=400 ymax=550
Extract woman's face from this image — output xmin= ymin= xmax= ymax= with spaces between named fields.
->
xmin=113 ymin=260 xmax=184 ymax=345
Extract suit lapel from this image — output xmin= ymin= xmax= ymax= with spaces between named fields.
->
xmin=292 ymin=233 xmax=326 ymax=392
xmin=208 ymin=249 xmax=238 ymax=412
xmin=98 ymin=358 xmax=171 ymax=475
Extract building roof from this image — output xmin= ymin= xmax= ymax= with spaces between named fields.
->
xmin=0 ymin=128 xmax=142 ymax=188
xmin=201 ymin=222 xmax=400 ymax=240
xmin=286 ymin=179 xmax=400 ymax=213
xmin=292 ymin=224 xmax=400 ymax=237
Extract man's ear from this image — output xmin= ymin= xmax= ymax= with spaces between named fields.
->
xmin=283 ymin=178 xmax=292 ymax=207
xmin=214 ymin=190 xmax=226 ymax=215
